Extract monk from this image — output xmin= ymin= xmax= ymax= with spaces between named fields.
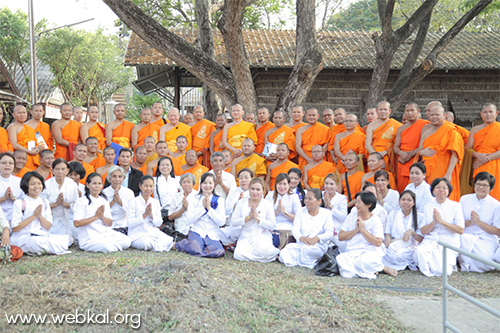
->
xmin=303 ymin=145 xmax=337 ymax=190
xmin=13 ymin=150 xmax=31 ymax=178
xmin=265 ymin=143 xmax=298 ymax=191
xmin=159 ymin=107 xmax=192 ymax=154
xmin=255 ymin=107 xmax=275 ymax=155
xmin=322 ymin=108 xmax=335 ymax=128
xmin=151 ymin=102 xmax=168 ymax=127
xmin=466 ymin=103 xmax=500 ymax=201
xmin=25 ymin=104 xmax=53 ymax=150
xmin=231 ymin=139 xmax=266 ymax=181
xmin=131 ymin=107 xmax=160 ymax=150
xmin=96 ymin=147 xmax=116 ymax=182
xmin=72 ymin=106 xmax=84 ymax=123
xmin=362 ymin=107 xmax=378 ymax=133
xmin=105 ymin=103 xmax=134 ymax=149
xmin=34 ymin=149 xmax=54 ymax=180
xmin=445 ymin=111 xmax=469 ymax=145
xmin=334 ymin=114 xmax=366 ymax=174
xmin=287 ymin=104 xmax=306 ymax=133
xmin=0 ymin=106 xmax=12 ymax=153
xmin=361 ymin=152 xmax=397 ymax=190
xmin=131 ymin=146 xmax=149 ymax=175
xmin=263 ymin=110 xmax=296 ymax=162
xmin=182 ymin=150 xmax=209 ymax=190
xmin=295 ymin=108 xmax=330 ymax=169
xmin=80 ymin=106 xmax=106 ymax=152
xmin=222 ymin=150 xmax=233 ymax=173
xmin=209 ymin=113 xmax=227 ymax=154
xmin=183 ymin=112 xmax=195 ymax=126
xmin=52 ymin=103 xmax=81 ymax=160
xmin=170 ymin=135 xmax=188 ymax=173
xmin=328 ymin=108 xmax=363 ymax=164
xmin=71 ymin=144 xmax=95 ymax=184
xmin=365 ymin=101 xmax=402 ymax=172
xmin=222 ymin=104 xmax=258 ymax=158
xmin=7 ymin=105 xmax=40 ymax=170
xmin=146 ymin=141 xmax=170 ymax=176
xmin=418 ymin=105 xmax=464 ymax=201
xmin=243 ymin=112 xmax=256 ymax=124
xmin=143 ymin=136 xmax=158 ymax=165
xmin=85 ymin=137 xmax=106 ymax=170
xmin=394 ymin=103 xmax=429 ymax=192
xmin=341 ymin=153 xmax=365 ymax=209
xmin=191 ymin=105 xmax=216 ymax=166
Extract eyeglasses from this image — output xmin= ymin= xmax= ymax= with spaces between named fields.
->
xmin=434 ymin=186 xmax=449 ymax=191
xmin=475 ymin=183 xmax=490 ymax=188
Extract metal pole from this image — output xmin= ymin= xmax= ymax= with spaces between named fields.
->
xmin=442 ymin=245 xmax=448 ymax=333
xmin=28 ymin=0 xmax=37 ymax=104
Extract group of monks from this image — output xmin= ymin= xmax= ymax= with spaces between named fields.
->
xmin=0 ymin=100 xmax=498 ymax=207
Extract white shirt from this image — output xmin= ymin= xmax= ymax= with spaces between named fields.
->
xmin=11 ymin=196 xmax=52 ymax=237
xmin=264 ymin=191 xmax=302 ymax=230
xmin=208 ymin=169 xmax=237 ymax=200
xmin=405 ymin=181 xmax=433 ymax=215
xmin=292 ymin=207 xmax=334 ymax=244
xmin=460 ymin=194 xmax=500 ymax=243
xmin=225 ymin=187 xmax=249 ymax=217
xmin=379 ymin=189 xmax=399 ymax=214
xmin=42 ymin=177 xmax=79 ymax=223
xmin=128 ymin=195 xmax=162 ymax=241
xmin=350 ymin=204 xmax=388 ymax=230
xmin=232 ymin=197 xmax=276 ymax=237
xmin=341 ymin=211 xmax=384 ymax=252
xmin=102 ymin=186 xmax=136 ymax=229
xmin=186 ymin=194 xmax=226 ymax=240
xmin=73 ymin=195 xmax=113 ymax=245
xmin=421 ymin=198 xmax=464 ymax=246
xmin=322 ymin=191 xmax=348 ymax=234
xmin=154 ymin=175 xmax=182 ymax=210
xmin=385 ymin=208 xmax=425 ymax=239
xmin=0 ymin=174 xmax=22 ymax=221
xmin=170 ymin=189 xmax=198 ymax=235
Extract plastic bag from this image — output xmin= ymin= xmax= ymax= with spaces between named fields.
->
xmin=315 ymin=246 xmax=340 ymax=276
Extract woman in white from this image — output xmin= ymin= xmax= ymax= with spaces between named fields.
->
xmin=11 ymin=172 xmax=70 ymax=255
xmin=414 ymin=178 xmax=464 ymax=277
xmin=0 ymin=153 xmax=22 ymax=221
xmin=288 ymin=168 xmax=306 ymax=206
xmin=459 ymin=172 xmax=500 ymax=272
xmin=154 ymin=157 xmax=181 ymax=220
xmin=168 ymin=173 xmax=198 ymax=239
xmin=233 ymin=178 xmax=279 ymax=262
xmin=404 ymin=162 xmax=433 ymax=215
xmin=265 ymin=173 xmax=302 ymax=249
xmin=175 ymin=173 xmax=226 ymax=257
xmin=374 ymin=170 xmax=399 ymax=214
xmin=322 ymin=173 xmax=348 ymax=251
xmin=73 ymin=173 xmax=131 ymax=253
xmin=336 ymin=191 xmax=386 ymax=279
xmin=350 ymin=182 xmax=388 ymax=230
xmin=42 ymin=158 xmax=79 ymax=240
xmin=279 ymin=189 xmax=334 ymax=268
xmin=102 ymin=166 xmax=136 ymax=234
xmin=129 ymin=175 xmax=173 ymax=252
xmin=68 ymin=161 xmax=86 ymax=197
xmin=382 ymin=190 xmax=424 ymax=273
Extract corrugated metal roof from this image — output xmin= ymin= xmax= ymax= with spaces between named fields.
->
xmin=13 ymin=59 xmax=58 ymax=104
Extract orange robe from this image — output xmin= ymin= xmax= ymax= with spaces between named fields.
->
xmin=255 ymin=122 xmax=275 ymax=154
xmin=290 ymin=122 xmax=306 ymax=134
xmin=153 ymin=118 xmax=168 ymax=127
xmin=138 ymin=163 xmax=148 ymax=176
xmin=54 ymin=120 xmax=81 ymax=160
xmin=267 ymin=126 xmax=296 ymax=160
xmin=336 ymin=131 xmax=366 ymax=174
xmin=298 ymin=122 xmax=330 ymax=169
xmin=0 ymin=127 xmax=13 ymax=153
xmin=235 ymin=154 xmax=267 ymax=185
xmin=80 ymin=161 xmax=95 ymax=184
xmin=33 ymin=121 xmax=53 ymax=150
xmin=370 ymin=119 xmax=402 ymax=172
xmin=328 ymin=124 xmax=363 ymax=164
xmin=212 ymin=130 xmax=224 ymax=153
xmin=342 ymin=171 xmax=364 ymax=201
xmin=396 ymin=120 xmax=429 ymax=192
xmin=182 ymin=163 xmax=208 ymax=190
xmin=15 ymin=167 xmax=32 ymax=178
xmin=365 ymin=171 xmax=397 ymax=191
xmin=89 ymin=153 xmax=106 ymax=170
xmin=171 ymin=154 xmax=186 ymax=176
xmin=191 ymin=119 xmax=216 ymax=165
xmin=144 ymin=152 xmax=158 ymax=165
xmin=448 ymin=121 xmax=469 ymax=145
xmin=420 ymin=123 xmax=464 ymax=202
xmin=227 ymin=121 xmax=258 ymax=149
xmin=164 ymin=123 xmax=192 ymax=153
xmin=112 ymin=120 xmax=134 ymax=148
xmin=472 ymin=122 xmax=500 ymax=201
xmin=135 ymin=123 xmax=160 ymax=150
xmin=16 ymin=125 xmax=39 ymax=169
xmin=269 ymin=160 xmax=298 ymax=190
xmin=88 ymin=122 xmax=107 ymax=151
xmin=306 ymin=161 xmax=336 ymax=189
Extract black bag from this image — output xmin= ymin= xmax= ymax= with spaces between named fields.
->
xmin=315 ymin=246 xmax=340 ymax=277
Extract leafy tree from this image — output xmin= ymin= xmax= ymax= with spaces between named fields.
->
xmin=126 ymin=91 xmax=167 ymax=123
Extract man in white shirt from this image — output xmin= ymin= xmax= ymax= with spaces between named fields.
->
xmin=208 ymin=152 xmax=237 ymax=200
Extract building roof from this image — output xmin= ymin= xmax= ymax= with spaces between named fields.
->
xmin=124 ymin=29 xmax=500 ymax=70
xmin=0 ymin=59 xmax=26 ymax=103
xmin=13 ymin=59 xmax=61 ymax=105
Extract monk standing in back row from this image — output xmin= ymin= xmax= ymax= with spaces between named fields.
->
xmin=8 ymin=105 xmax=40 ymax=170
xmin=209 ymin=114 xmax=227 ymax=154
xmin=131 ymin=108 xmax=160 ymax=150
xmin=222 ymin=104 xmax=258 ymax=158
xmin=263 ymin=110 xmax=296 ymax=162
xmin=106 ymin=104 xmax=134 ymax=149
xmin=51 ymin=103 xmax=81 ymax=160
xmin=159 ymin=107 xmax=192 ymax=154
xmin=295 ymin=108 xmax=330 ymax=169
xmin=25 ymin=104 xmax=53 ymax=150
xmin=191 ymin=105 xmax=216 ymax=166
xmin=254 ymin=107 xmax=274 ymax=155
xmin=80 ymin=106 xmax=106 ymax=152
xmin=333 ymin=114 xmax=366 ymax=174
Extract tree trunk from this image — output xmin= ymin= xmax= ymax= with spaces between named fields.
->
xmin=102 ymin=0 xmax=238 ymax=108
xmin=218 ymin=0 xmax=258 ymax=113
xmin=274 ymin=0 xmax=323 ymax=113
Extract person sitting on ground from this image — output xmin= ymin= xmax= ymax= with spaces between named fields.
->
xmin=374 ymin=170 xmax=399 ymax=214
xmin=279 ymin=188 xmax=334 ymax=269
xmin=0 ymin=204 xmax=23 ymax=262
xmin=68 ymin=161 xmax=86 ymax=197
xmin=404 ymin=162 xmax=433 ymax=215
xmin=10 ymin=171 xmax=70 ymax=255
xmin=175 ymin=173 xmax=226 ymax=258
xmin=350 ymin=182 xmax=388 ymax=230
xmin=288 ymin=168 xmax=306 ymax=206
xmin=322 ymin=173 xmax=348 ymax=252
xmin=232 ymin=177 xmax=279 ymax=262
xmin=168 ymin=173 xmax=198 ymax=241
xmin=73 ymin=173 xmax=131 ymax=253
xmin=154 ymin=157 xmax=182 ymax=234
xmin=264 ymin=173 xmax=302 ymax=250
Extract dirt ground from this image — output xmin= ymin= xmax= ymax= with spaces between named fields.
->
xmin=1 ymin=248 xmax=499 ymax=332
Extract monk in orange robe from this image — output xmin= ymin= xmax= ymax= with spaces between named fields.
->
xmin=191 ymin=105 xmax=216 ymax=166
xmin=169 ymin=135 xmax=189 ymax=174
xmin=105 ymin=104 xmax=134 ymax=149
xmin=296 ymin=108 xmax=330 ymax=169
xmin=131 ymin=108 xmax=160 ymax=150
xmin=418 ymin=106 xmax=464 ymax=201
xmin=80 ymin=106 xmax=106 ymax=152
xmin=365 ymin=101 xmax=402 ymax=173
xmin=222 ymin=104 xmax=258 ymax=158
xmin=394 ymin=103 xmax=429 ymax=192
xmin=263 ymin=110 xmax=296 ymax=162
xmin=265 ymin=143 xmax=298 ymax=191
xmin=362 ymin=152 xmax=397 ymax=190
xmin=466 ymin=104 xmax=500 ymax=200
xmin=333 ymin=114 xmax=366 ymax=174
xmin=159 ymin=108 xmax=192 ymax=154
xmin=303 ymin=145 xmax=336 ymax=190
xmin=131 ymin=146 xmax=149 ymax=176
xmin=71 ymin=144 xmax=95 ymax=184
xmin=445 ymin=111 xmax=469 ymax=145
xmin=84 ymin=137 xmax=106 ymax=170
xmin=51 ymin=103 xmax=81 ymax=160
xmin=328 ymin=109 xmax=364 ymax=166
xmin=362 ymin=108 xmax=378 ymax=133
xmin=151 ymin=102 xmax=168 ymax=127
xmin=287 ymin=105 xmax=306 ymax=134
xmin=209 ymin=114 xmax=227 ymax=155
xmin=254 ymin=107 xmax=275 ymax=154
xmin=96 ymin=147 xmax=116 ymax=183
xmin=181 ymin=150 xmax=208 ymax=190
xmin=25 ymin=104 xmax=53 ymax=151
xmin=341 ymin=153 xmax=365 ymax=209
xmin=231 ymin=139 xmax=266 ymax=183
xmin=0 ymin=126 xmax=13 ymax=153
xmin=7 ymin=106 xmax=40 ymax=170
xmin=13 ymin=151 xmax=31 ymax=178
xmin=34 ymin=150 xmax=54 ymax=180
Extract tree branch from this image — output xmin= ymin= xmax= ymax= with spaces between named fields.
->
xmin=398 ymin=12 xmax=431 ymax=81
xmin=394 ymin=0 xmax=438 ymax=44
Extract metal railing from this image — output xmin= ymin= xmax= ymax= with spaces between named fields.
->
xmin=438 ymin=240 xmax=500 ymax=332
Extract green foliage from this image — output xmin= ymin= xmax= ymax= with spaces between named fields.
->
xmin=326 ymin=0 xmax=383 ymax=31
xmin=126 ymin=91 xmax=166 ymax=124
xmin=0 ymin=7 xmax=30 ymax=69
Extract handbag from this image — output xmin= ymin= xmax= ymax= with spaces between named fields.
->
xmin=315 ymin=245 xmax=340 ymax=277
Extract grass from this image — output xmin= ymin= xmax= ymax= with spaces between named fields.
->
xmin=1 ymin=247 xmax=499 ymax=332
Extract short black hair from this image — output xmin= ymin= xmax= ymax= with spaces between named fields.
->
xmin=474 ymin=171 xmax=495 ymax=190
xmin=362 ymin=182 xmax=376 ymax=191
xmin=430 ymin=177 xmax=453 ymax=197
xmin=0 ymin=152 xmax=15 ymax=164
xmin=139 ymin=175 xmax=154 ymax=185
xmin=68 ymin=161 xmax=86 ymax=179
xmin=374 ymin=170 xmax=390 ymax=189
xmin=52 ymin=158 xmax=69 ymax=170
xmin=119 ymin=148 xmax=133 ymax=156
xmin=355 ymin=191 xmax=377 ymax=212
xmin=237 ymin=168 xmax=254 ymax=178
xmin=410 ymin=162 xmax=426 ymax=175
xmin=20 ymin=171 xmax=46 ymax=194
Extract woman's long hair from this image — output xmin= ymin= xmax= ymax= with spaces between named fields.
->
xmin=273 ymin=173 xmax=292 ymax=204
xmin=400 ymin=190 xmax=418 ymax=231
